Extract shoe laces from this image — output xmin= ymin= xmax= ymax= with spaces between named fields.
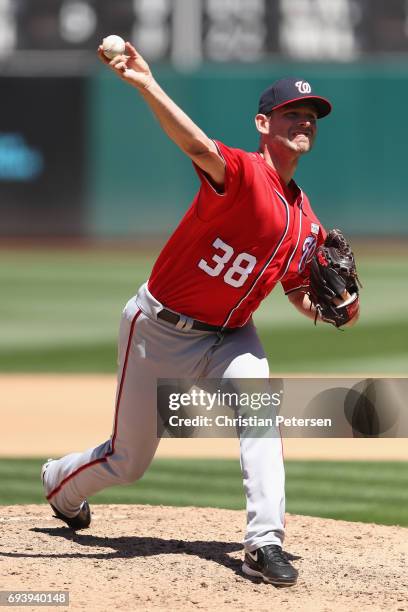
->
xmin=263 ymin=545 xmax=289 ymax=565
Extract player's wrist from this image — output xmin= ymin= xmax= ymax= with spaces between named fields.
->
xmin=321 ymin=294 xmax=360 ymax=328
xmin=133 ymin=74 xmax=156 ymax=93
xmin=339 ymin=297 xmax=360 ymax=327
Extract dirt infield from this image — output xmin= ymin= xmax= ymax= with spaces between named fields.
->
xmin=1 ymin=505 xmax=407 ymax=611
xmin=2 ymin=374 xmax=407 ymax=460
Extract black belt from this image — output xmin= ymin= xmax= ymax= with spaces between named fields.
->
xmin=157 ymin=308 xmax=225 ymax=332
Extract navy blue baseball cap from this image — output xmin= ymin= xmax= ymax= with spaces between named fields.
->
xmin=258 ymin=77 xmax=332 ymax=119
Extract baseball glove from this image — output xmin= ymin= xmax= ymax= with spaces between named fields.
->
xmin=308 ymin=229 xmax=361 ymax=328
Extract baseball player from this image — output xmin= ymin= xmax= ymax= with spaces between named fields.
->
xmin=41 ymin=42 xmax=360 ymax=587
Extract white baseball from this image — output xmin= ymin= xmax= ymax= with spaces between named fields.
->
xmin=102 ymin=35 xmax=126 ymax=60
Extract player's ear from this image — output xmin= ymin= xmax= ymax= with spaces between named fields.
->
xmin=255 ymin=113 xmax=270 ymax=135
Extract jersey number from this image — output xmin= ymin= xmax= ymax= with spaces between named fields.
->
xmin=198 ymin=238 xmax=257 ymax=288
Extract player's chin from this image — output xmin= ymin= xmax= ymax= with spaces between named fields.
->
xmin=289 ymin=136 xmax=311 ymax=152
xmin=292 ymin=141 xmax=312 ymax=154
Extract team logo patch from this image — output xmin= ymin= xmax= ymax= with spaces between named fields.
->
xmin=311 ymin=223 xmax=319 ymax=235
xmin=295 ymin=80 xmax=312 ymax=94
xmin=298 ymin=235 xmax=317 ymax=273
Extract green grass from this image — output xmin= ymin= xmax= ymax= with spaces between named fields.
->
xmin=1 ymin=458 xmax=407 ymax=527
xmin=0 ymin=320 xmax=405 ymax=373
xmin=0 ymin=248 xmax=407 ymax=373
xmin=259 ymin=320 xmax=408 ymax=373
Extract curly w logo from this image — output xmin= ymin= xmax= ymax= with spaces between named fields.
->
xmin=295 ymin=81 xmax=312 ymax=94
xmin=298 ymin=236 xmax=317 ymax=273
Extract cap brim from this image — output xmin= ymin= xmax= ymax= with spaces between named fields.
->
xmin=270 ymin=96 xmax=332 ymax=118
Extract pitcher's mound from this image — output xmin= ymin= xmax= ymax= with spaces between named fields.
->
xmin=1 ymin=505 xmax=406 ymax=611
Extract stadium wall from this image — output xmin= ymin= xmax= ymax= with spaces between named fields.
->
xmin=1 ymin=62 xmax=407 ymax=237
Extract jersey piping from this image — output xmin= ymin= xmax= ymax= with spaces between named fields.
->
xmin=221 ymin=188 xmax=290 ymax=328
xmin=284 ymin=283 xmax=309 ymax=295
xmin=276 ymin=192 xmax=304 ymax=284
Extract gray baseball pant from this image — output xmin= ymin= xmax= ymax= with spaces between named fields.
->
xmin=43 ymin=283 xmax=285 ymax=551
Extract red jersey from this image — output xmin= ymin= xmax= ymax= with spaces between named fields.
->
xmin=148 ymin=141 xmax=326 ymax=328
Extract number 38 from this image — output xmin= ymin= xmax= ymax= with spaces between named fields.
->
xmin=198 ymin=238 xmax=257 ymax=288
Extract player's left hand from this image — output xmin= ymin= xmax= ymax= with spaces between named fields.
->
xmin=308 ymin=228 xmax=362 ymax=328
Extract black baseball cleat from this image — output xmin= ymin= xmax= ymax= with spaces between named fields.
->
xmin=41 ymin=459 xmax=91 ymax=531
xmin=242 ymin=544 xmax=298 ymax=587
xmin=49 ymin=500 xmax=91 ymax=531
